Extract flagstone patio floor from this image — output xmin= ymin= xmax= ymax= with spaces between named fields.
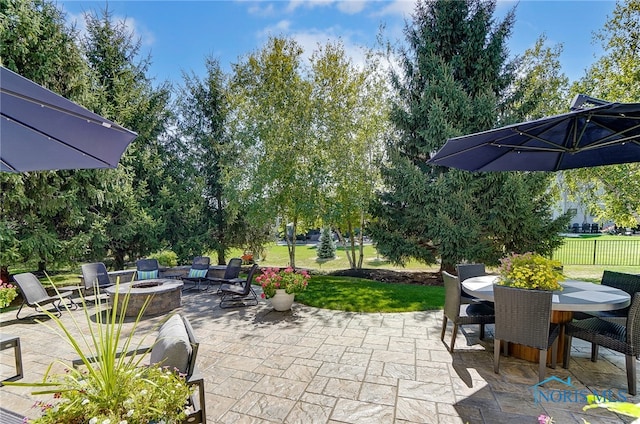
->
xmin=0 ymin=289 xmax=637 ymax=423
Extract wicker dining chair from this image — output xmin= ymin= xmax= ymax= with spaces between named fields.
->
xmin=563 ymin=293 xmax=640 ymax=396
xmin=573 ymin=270 xmax=640 ymax=322
xmin=456 ymin=263 xmax=487 ymax=305
xmin=440 ymin=271 xmax=495 ymax=353
xmin=493 ymin=285 xmax=559 ymax=382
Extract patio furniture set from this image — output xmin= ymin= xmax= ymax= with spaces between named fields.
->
xmin=4 ymin=257 xmax=265 ymax=424
xmin=445 ymin=265 xmax=640 ymax=396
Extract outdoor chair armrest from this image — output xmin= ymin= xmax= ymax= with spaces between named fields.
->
xmin=71 ymin=347 xmax=150 ymax=369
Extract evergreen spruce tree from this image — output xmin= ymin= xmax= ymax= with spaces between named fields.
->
xmin=369 ymin=0 xmax=568 ymax=273
xmin=317 ymin=227 xmax=336 ymax=260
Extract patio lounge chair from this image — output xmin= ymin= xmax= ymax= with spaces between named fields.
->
xmin=182 ymin=256 xmax=211 ymax=292
xmin=81 ymin=262 xmax=114 ymax=298
xmin=209 ymin=257 xmax=242 ymax=293
xmin=493 ymin=285 xmax=559 ymax=382
xmin=440 ymin=271 xmax=495 ymax=352
xmin=219 ymin=264 xmax=259 ymax=309
xmin=136 ymin=258 xmax=159 ymax=280
xmin=12 ymin=272 xmax=77 ymax=320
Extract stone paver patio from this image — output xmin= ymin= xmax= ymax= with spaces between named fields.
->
xmin=0 ymin=288 xmax=637 ymax=423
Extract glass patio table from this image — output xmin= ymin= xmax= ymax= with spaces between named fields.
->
xmin=461 ymin=275 xmax=631 ymax=363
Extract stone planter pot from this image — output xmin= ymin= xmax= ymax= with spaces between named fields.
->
xmin=271 ymin=289 xmax=295 ymax=311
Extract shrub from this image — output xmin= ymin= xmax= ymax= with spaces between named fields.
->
xmin=0 ymin=282 xmax=17 ymax=308
xmin=149 ymin=250 xmax=178 ymax=267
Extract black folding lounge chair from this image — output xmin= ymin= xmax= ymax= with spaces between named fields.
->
xmin=219 ymin=264 xmax=259 ymax=309
xmin=81 ymin=262 xmax=114 ymax=298
xmin=182 ymin=256 xmax=211 ymax=292
xmin=209 ymin=257 xmax=242 ymax=293
xmin=12 ymin=272 xmax=77 ymax=320
xmin=136 ymin=258 xmax=160 ymax=280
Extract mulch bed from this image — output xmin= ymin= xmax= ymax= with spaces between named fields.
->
xmin=327 ymin=268 xmax=442 ymax=286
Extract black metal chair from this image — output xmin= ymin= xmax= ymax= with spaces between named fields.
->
xmin=456 ymin=263 xmax=488 ymax=305
xmin=563 ymin=293 xmax=640 ymax=396
xmin=12 ymin=273 xmax=76 ymax=320
xmin=440 ymin=271 xmax=495 ymax=353
xmin=136 ymin=258 xmax=159 ymax=280
xmin=493 ymin=285 xmax=559 ymax=382
xmin=219 ymin=264 xmax=259 ymax=309
xmin=209 ymin=258 xmax=243 ymax=293
xmin=81 ymin=262 xmax=114 ymax=298
xmin=181 ymin=256 xmax=211 ymax=292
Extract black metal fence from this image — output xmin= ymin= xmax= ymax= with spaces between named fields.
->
xmin=551 ymin=239 xmax=640 ymax=266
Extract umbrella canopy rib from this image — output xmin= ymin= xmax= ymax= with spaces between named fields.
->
xmin=428 ymin=99 xmax=640 ymax=172
xmin=0 ymin=66 xmax=137 ymax=172
xmin=1 ymin=115 xmax=113 ymax=170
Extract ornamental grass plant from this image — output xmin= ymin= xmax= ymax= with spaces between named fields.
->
xmin=497 ymin=252 xmax=564 ymax=291
xmin=5 ymin=276 xmax=192 ymax=424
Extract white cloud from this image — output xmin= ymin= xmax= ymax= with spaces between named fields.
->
xmin=63 ymin=9 xmax=155 ymax=48
xmin=336 ymin=1 xmax=367 ymax=15
xmin=374 ymin=0 xmax=414 ymax=18
xmin=122 ymin=17 xmax=155 ymax=47
xmin=292 ymin=28 xmax=370 ymax=70
xmin=257 ymin=19 xmax=293 ymax=38
xmin=287 ymin=0 xmax=334 ymax=13
xmin=248 ymin=2 xmax=276 ymax=16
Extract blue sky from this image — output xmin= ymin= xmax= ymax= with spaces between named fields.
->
xmin=59 ymin=1 xmax=616 ymax=88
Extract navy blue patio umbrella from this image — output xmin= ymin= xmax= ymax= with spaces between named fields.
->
xmin=427 ymin=96 xmax=640 ymax=172
xmin=0 ymin=66 xmax=137 ymax=172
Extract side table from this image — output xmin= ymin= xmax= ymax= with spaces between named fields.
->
xmin=0 ymin=334 xmax=23 ymax=385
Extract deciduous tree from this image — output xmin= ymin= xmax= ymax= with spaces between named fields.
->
xmin=564 ymin=0 xmax=640 ymax=227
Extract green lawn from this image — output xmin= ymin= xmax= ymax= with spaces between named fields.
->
xmin=220 ymin=243 xmax=434 ymax=272
xmin=551 ymin=236 xmax=640 ymax=266
xmin=295 ymin=275 xmax=444 ymax=312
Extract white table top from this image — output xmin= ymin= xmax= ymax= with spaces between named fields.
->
xmin=461 ymin=275 xmax=631 ymax=312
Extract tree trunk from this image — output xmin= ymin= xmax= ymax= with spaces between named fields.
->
xmin=439 ymin=261 xmax=456 ymax=275
xmin=335 ymin=228 xmax=355 ymax=269
xmin=217 ymin=247 xmax=226 ymax=265
xmin=114 ymin=251 xmax=125 ymax=270
xmin=37 ymin=260 xmax=46 ymax=272
xmin=357 ymin=210 xmax=365 ymax=269
xmin=285 ymin=217 xmax=297 ymax=269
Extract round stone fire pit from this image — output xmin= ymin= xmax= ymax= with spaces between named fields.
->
xmin=105 ymin=279 xmax=183 ymax=317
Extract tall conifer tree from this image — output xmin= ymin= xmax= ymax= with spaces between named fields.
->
xmin=369 ymin=0 xmax=568 ymax=272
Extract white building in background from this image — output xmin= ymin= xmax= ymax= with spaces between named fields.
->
xmin=551 ymin=175 xmax=614 ymax=234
